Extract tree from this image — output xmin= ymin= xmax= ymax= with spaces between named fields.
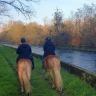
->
xmin=1 ymin=20 xmax=13 ymax=31
xmin=7 ymin=21 xmax=25 ymax=43
xmin=0 ymin=0 xmax=40 ymax=19
xmin=53 ymin=7 xmax=64 ymax=34
xmin=74 ymin=3 xmax=96 ymax=47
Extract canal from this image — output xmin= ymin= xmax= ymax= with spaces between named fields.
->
xmin=2 ymin=44 xmax=96 ymax=74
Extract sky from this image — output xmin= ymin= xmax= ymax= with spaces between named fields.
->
xmin=2 ymin=0 xmax=96 ymax=25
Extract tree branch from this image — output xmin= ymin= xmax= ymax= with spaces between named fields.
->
xmin=0 ymin=0 xmax=40 ymax=19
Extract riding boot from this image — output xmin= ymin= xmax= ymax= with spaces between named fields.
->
xmin=15 ymin=63 xmax=18 ymax=71
xmin=42 ymin=55 xmax=45 ymax=69
xmin=32 ymin=64 xmax=35 ymax=70
xmin=31 ymin=58 xmax=35 ymax=70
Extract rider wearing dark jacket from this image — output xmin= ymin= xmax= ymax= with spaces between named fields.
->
xmin=43 ymin=37 xmax=55 ymax=57
xmin=16 ymin=38 xmax=35 ymax=70
xmin=42 ymin=37 xmax=55 ymax=68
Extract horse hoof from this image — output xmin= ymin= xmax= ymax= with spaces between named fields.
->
xmin=20 ymin=92 xmax=24 ymax=96
xmin=27 ymin=93 xmax=30 ymax=96
xmin=56 ymin=87 xmax=63 ymax=93
xmin=59 ymin=87 xmax=63 ymax=92
xmin=44 ymin=77 xmax=48 ymax=80
xmin=59 ymin=89 xmax=62 ymax=93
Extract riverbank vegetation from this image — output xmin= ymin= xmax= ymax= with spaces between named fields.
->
xmin=0 ymin=45 xmax=96 ymax=96
xmin=0 ymin=3 xmax=96 ymax=51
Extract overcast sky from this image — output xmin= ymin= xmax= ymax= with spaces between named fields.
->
xmin=1 ymin=0 xmax=96 ymax=25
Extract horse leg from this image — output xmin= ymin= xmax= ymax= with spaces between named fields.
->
xmin=22 ymin=70 xmax=31 ymax=95
xmin=44 ymin=69 xmax=48 ymax=80
xmin=27 ymin=66 xmax=32 ymax=81
xmin=18 ymin=72 xmax=24 ymax=93
xmin=49 ymin=70 xmax=55 ymax=89
xmin=26 ymin=75 xmax=31 ymax=96
xmin=53 ymin=68 xmax=63 ymax=92
xmin=26 ymin=66 xmax=32 ymax=95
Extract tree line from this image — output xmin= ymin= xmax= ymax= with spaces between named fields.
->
xmin=0 ymin=3 xmax=96 ymax=49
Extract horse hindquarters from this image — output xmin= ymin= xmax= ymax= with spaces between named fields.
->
xmin=18 ymin=63 xmax=31 ymax=94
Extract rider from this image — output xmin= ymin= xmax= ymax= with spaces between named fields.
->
xmin=42 ymin=36 xmax=55 ymax=68
xmin=16 ymin=38 xmax=35 ymax=70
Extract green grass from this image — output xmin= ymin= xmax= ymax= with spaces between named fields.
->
xmin=0 ymin=45 xmax=96 ymax=96
xmin=0 ymin=49 xmax=19 ymax=96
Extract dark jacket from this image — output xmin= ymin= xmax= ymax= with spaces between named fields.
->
xmin=43 ymin=40 xmax=55 ymax=57
xmin=16 ymin=43 xmax=32 ymax=60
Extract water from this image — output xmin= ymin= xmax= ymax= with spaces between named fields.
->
xmin=2 ymin=44 xmax=96 ymax=74
xmin=56 ymin=49 xmax=96 ymax=74
xmin=28 ymin=46 xmax=96 ymax=74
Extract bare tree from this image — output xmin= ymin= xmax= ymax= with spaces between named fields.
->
xmin=53 ymin=7 xmax=64 ymax=34
xmin=74 ymin=3 xmax=96 ymax=47
xmin=0 ymin=0 xmax=40 ymax=19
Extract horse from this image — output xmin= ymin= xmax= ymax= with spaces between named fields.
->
xmin=17 ymin=59 xmax=32 ymax=96
xmin=44 ymin=55 xmax=63 ymax=92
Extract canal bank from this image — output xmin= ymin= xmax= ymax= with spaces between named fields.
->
xmin=33 ymin=53 xmax=96 ymax=89
xmin=1 ymin=43 xmax=96 ymax=88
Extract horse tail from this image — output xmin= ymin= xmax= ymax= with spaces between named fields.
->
xmin=22 ymin=62 xmax=31 ymax=93
xmin=53 ymin=68 xmax=63 ymax=91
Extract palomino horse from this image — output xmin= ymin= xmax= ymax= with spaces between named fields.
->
xmin=44 ymin=55 xmax=63 ymax=92
xmin=17 ymin=59 xmax=32 ymax=96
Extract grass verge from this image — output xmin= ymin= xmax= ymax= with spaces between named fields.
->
xmin=0 ymin=45 xmax=96 ymax=96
